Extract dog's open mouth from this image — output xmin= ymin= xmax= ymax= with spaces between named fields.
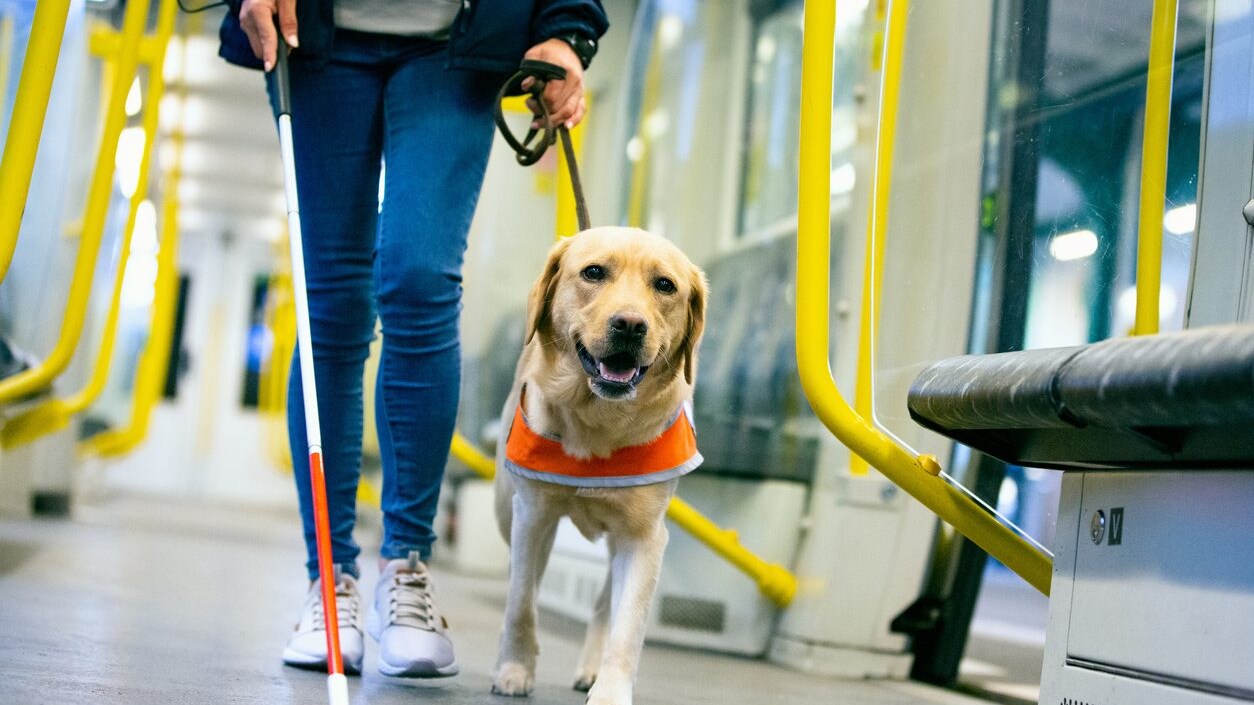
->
xmin=577 ymin=341 xmax=649 ymax=393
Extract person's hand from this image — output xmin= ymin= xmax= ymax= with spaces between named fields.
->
xmin=522 ymin=39 xmax=586 ymax=129
xmin=240 ymin=0 xmax=298 ymax=72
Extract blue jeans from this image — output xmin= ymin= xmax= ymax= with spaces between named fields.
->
xmin=268 ymin=30 xmax=499 ymax=580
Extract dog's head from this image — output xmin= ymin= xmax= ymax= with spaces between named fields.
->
xmin=525 ymin=227 xmax=707 ymax=401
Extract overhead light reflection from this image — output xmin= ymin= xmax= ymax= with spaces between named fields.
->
xmin=830 ymin=163 xmax=855 ymax=195
xmin=1049 ymin=228 xmax=1098 ymax=262
xmin=626 ymin=137 xmax=644 ymax=162
xmin=115 ymin=126 xmax=147 ymax=198
xmin=658 ymin=16 xmax=684 ymax=49
xmin=1163 ymin=203 xmax=1196 ymax=235
xmin=125 ymin=76 xmax=142 ymax=117
xmin=121 ymin=200 xmax=160 ymax=309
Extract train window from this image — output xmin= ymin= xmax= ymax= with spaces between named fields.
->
xmin=241 ymin=275 xmax=272 ymax=409
xmin=738 ymin=0 xmax=866 ymax=239
xmin=616 ymin=0 xmax=751 ymax=260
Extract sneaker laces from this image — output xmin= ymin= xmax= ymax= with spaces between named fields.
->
xmin=309 ymin=579 xmax=360 ymax=631
xmin=386 ymin=566 xmax=438 ymax=631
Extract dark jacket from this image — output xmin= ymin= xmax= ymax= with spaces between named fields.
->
xmin=218 ymin=0 xmax=609 ymax=74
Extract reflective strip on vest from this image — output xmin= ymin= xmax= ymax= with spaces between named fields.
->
xmin=504 ymin=394 xmax=702 ymax=488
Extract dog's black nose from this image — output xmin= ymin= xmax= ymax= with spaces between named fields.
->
xmin=609 ymin=313 xmax=648 ymax=338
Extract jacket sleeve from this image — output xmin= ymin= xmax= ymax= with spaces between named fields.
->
xmin=530 ymin=0 xmax=610 ymax=45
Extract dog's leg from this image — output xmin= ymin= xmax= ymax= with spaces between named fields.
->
xmin=586 ymin=524 xmax=668 ymax=705
xmin=573 ymin=560 xmax=613 ymax=691
xmin=492 ymin=494 xmax=559 ymax=697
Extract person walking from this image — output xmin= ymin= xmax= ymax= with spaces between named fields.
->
xmin=218 ymin=0 xmax=608 ymax=677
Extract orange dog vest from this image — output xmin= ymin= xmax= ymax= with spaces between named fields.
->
xmin=504 ymin=390 xmax=702 ymax=488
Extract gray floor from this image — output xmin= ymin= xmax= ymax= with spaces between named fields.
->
xmin=0 ymin=494 xmax=994 ymax=705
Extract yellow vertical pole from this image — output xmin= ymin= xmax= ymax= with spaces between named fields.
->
xmin=0 ymin=0 xmax=151 ymax=403
xmin=1133 ymin=0 xmax=1178 ymax=336
xmin=0 ymin=0 xmax=73 ymax=283
xmin=850 ymin=0 xmax=908 ymax=476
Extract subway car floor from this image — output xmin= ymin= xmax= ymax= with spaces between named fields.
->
xmin=0 ymin=493 xmax=994 ymax=705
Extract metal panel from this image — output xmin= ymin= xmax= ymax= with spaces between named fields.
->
xmin=1067 ymin=471 xmax=1254 ymax=695
xmin=1188 ymin=0 xmax=1254 ymax=326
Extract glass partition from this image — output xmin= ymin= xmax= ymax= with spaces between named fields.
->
xmin=869 ymin=0 xmax=1206 ymax=548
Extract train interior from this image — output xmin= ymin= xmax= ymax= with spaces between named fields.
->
xmin=2 ymin=0 xmax=1252 ymax=704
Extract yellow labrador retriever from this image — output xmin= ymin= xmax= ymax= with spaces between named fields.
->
xmin=492 ymin=227 xmax=707 ymax=705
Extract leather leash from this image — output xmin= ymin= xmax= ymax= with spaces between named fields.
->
xmin=493 ymin=59 xmax=591 ymax=233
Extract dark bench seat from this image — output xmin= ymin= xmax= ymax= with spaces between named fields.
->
xmin=907 ymin=324 xmax=1254 ymax=470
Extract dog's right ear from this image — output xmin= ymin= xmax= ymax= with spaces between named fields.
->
xmin=526 ymin=238 xmax=573 ymax=344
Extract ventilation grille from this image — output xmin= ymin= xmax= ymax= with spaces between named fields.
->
xmin=1061 ymin=698 xmax=1098 ymax=705
xmin=658 ymin=595 xmax=726 ymax=633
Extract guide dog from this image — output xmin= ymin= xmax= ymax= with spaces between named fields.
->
xmin=493 ymin=227 xmax=707 ymax=705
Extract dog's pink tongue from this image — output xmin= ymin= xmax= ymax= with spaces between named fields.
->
xmin=598 ymin=361 xmax=637 ymax=383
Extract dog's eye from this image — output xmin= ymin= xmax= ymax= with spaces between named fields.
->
xmin=581 ymin=265 xmax=606 ymax=282
xmin=654 ymin=277 xmax=677 ymax=294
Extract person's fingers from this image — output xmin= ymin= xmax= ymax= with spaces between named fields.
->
xmin=544 ymin=79 xmax=580 ymax=123
xmin=569 ymin=95 xmax=587 ymax=128
xmin=278 ymin=0 xmax=299 ymax=47
xmin=257 ymin=16 xmax=278 ymax=71
xmin=241 ymin=2 xmax=278 ymax=70
xmin=525 ymin=96 xmax=544 ymax=130
xmin=550 ymin=89 xmax=581 ymax=128
xmin=239 ymin=10 xmax=264 ymax=61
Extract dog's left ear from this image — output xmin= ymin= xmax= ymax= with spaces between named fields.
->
xmin=526 ymin=238 xmax=573 ymax=345
xmin=677 ymin=266 xmax=708 ymax=384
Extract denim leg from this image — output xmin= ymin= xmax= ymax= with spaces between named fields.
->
xmin=270 ymin=40 xmax=386 ymax=581
xmin=374 ymin=51 xmax=498 ymax=561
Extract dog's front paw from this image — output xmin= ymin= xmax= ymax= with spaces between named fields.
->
xmin=584 ymin=679 xmax=631 ymax=705
xmin=572 ymin=671 xmax=596 ymax=692
xmin=492 ymin=661 xmax=535 ymax=697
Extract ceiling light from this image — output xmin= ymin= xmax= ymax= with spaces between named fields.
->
xmin=1163 ymin=203 xmax=1196 ymax=235
xmin=1048 ymin=228 xmax=1098 ymax=262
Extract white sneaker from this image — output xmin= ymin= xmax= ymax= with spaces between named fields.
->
xmin=282 ymin=572 xmax=365 ymax=675
xmin=367 ymin=553 xmax=459 ymax=678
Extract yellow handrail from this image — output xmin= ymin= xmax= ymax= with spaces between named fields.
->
xmin=2 ymin=0 xmax=178 ymax=448
xmin=81 ymin=135 xmax=183 ymax=458
xmin=1133 ymin=0 xmax=1179 ymax=336
xmin=445 ymin=426 xmax=797 ymax=605
xmin=0 ymin=0 xmax=72 ymax=283
xmin=0 ymin=0 xmax=150 ymax=404
xmin=798 ymin=0 xmax=1051 ymax=595
xmin=850 ymin=0 xmax=909 ymax=477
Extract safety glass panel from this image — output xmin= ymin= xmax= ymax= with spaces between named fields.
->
xmin=868 ymin=0 xmax=1206 ymax=551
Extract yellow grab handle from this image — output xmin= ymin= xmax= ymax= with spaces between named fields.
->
xmin=446 ymin=430 xmax=797 ymax=606
xmin=0 ymin=0 xmax=151 ymax=404
xmin=80 ymin=141 xmax=184 ymax=459
xmin=0 ymin=0 xmax=73 ymax=283
xmin=3 ymin=0 xmax=179 ymax=447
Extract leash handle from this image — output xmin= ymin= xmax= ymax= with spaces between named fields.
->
xmin=493 ymin=59 xmax=591 ymax=232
